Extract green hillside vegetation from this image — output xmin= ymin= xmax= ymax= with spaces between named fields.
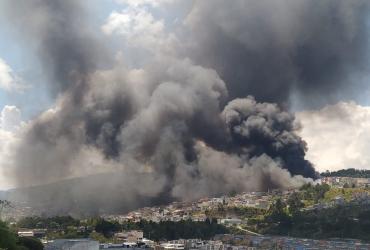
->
xmin=321 ymin=168 xmax=370 ymax=178
xmin=205 ymin=206 xmax=265 ymax=219
xmin=257 ymin=202 xmax=370 ymax=241
xmin=323 ymin=188 xmax=370 ymax=202
xmin=299 ymin=183 xmax=331 ymax=203
xmin=237 ymin=184 xmax=370 ymax=241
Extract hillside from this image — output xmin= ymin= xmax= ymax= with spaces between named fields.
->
xmin=0 ymin=172 xmax=172 ymax=217
xmin=321 ymin=168 xmax=370 ymax=178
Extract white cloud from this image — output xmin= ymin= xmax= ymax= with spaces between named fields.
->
xmin=0 ymin=105 xmax=25 ymax=190
xmin=102 ymin=3 xmax=178 ymax=55
xmin=103 ymin=8 xmax=164 ymax=36
xmin=0 ymin=58 xmax=25 ymax=92
xmin=297 ymin=101 xmax=370 ymax=172
xmin=102 ymin=8 xmax=176 ymax=52
xmin=0 ymin=106 xmax=22 ymax=132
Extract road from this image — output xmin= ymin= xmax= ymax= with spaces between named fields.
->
xmin=236 ymin=226 xmax=262 ymax=236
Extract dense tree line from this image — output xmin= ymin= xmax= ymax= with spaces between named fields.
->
xmin=94 ymin=218 xmax=229 ymax=241
xmin=321 ymin=168 xmax=370 ymax=178
xmin=16 ymin=216 xmax=229 ymax=242
xmin=17 ymin=216 xmax=79 ymax=230
xmin=133 ymin=219 xmax=228 ymax=241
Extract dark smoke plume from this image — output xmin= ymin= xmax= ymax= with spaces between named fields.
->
xmin=222 ymin=97 xmax=315 ymax=177
xmin=3 ymin=0 xmax=368 ymax=214
xmin=186 ymin=0 xmax=370 ymax=105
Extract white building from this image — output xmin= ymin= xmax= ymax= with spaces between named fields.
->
xmin=18 ymin=231 xmax=35 ymax=237
xmin=218 ymin=218 xmax=242 ymax=226
xmin=160 ymin=243 xmax=185 ymax=249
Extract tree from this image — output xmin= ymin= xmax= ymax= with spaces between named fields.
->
xmin=0 ymin=221 xmax=17 ymax=250
xmin=287 ymin=193 xmax=304 ymax=215
xmin=321 ymin=168 xmax=370 ymax=178
xmin=95 ymin=219 xmax=120 ymax=237
xmin=229 ymin=190 xmax=237 ymax=197
xmin=268 ymin=198 xmax=286 ymax=221
xmin=17 ymin=237 xmax=44 ymax=250
xmin=313 ymin=184 xmax=330 ymax=202
xmin=0 ymin=200 xmax=11 ymax=220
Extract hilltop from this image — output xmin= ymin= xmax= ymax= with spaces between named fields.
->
xmin=321 ymin=168 xmax=370 ymax=178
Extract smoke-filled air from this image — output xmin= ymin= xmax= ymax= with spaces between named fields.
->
xmin=0 ymin=0 xmax=369 ymax=215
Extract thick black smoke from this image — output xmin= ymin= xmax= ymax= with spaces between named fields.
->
xmin=222 ymin=97 xmax=315 ymax=177
xmin=3 ymin=0 xmax=368 ymax=214
xmin=186 ymin=0 xmax=370 ymax=105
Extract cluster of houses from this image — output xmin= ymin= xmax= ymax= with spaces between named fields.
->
xmin=43 ymin=230 xmax=154 ymax=250
xmin=41 ymin=232 xmax=370 ymax=250
xmin=103 ymin=191 xmax=284 ymax=224
xmin=319 ymin=176 xmax=370 ymax=188
xmin=1 ymin=200 xmax=38 ymax=221
xmin=303 ymin=191 xmax=370 ymax=212
xmin=156 ymin=234 xmax=370 ymax=250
